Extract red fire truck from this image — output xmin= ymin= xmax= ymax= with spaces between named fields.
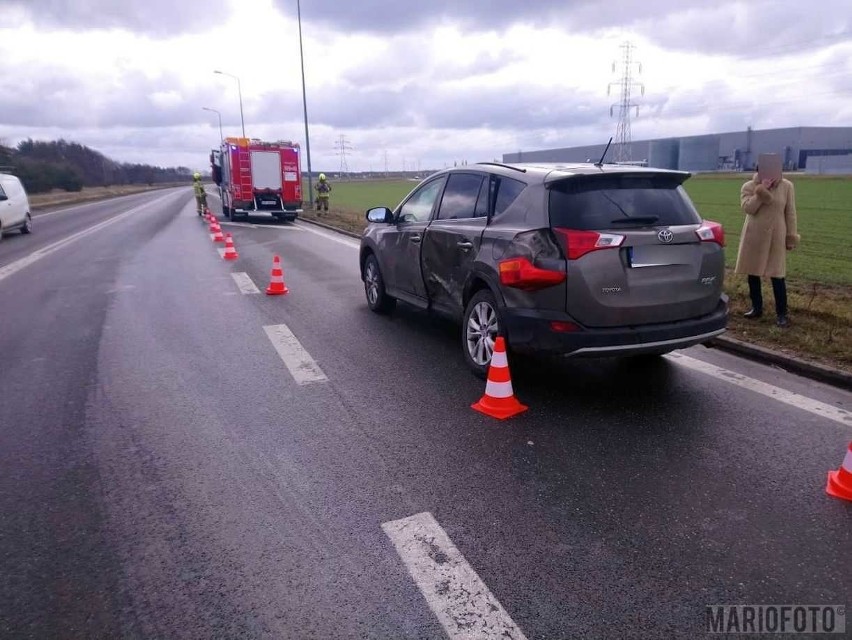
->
xmin=210 ymin=137 xmax=302 ymax=222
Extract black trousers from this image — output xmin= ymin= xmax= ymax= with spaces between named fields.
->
xmin=748 ymin=275 xmax=787 ymax=316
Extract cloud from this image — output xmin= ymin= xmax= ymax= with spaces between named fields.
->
xmin=254 ymin=80 xmax=613 ymax=134
xmin=277 ymin=0 xmax=851 ymax=58
xmin=5 ymin=0 xmax=232 ymax=35
xmin=0 ymin=64 xmax=231 ymax=130
xmin=2 ymin=0 xmax=848 ymax=173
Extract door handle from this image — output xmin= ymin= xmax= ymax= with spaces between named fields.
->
xmin=456 ymin=241 xmax=473 ymax=250
xmin=410 ymin=234 xmax=422 ymax=244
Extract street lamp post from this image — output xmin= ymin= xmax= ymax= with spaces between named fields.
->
xmin=202 ymin=107 xmax=223 ymax=143
xmin=296 ymin=0 xmax=314 ymax=209
xmin=214 ymin=70 xmax=246 ymax=139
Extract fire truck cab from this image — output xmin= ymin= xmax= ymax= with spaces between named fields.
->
xmin=211 ymin=137 xmax=302 ymax=222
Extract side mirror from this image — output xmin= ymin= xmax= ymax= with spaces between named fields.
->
xmin=366 ymin=207 xmax=393 ymax=224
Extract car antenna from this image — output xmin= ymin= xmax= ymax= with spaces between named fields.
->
xmin=595 ymin=137 xmax=613 ymax=168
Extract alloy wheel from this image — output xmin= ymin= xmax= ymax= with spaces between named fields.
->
xmin=466 ymin=301 xmax=498 ymax=365
xmin=365 ymin=262 xmax=379 ymax=305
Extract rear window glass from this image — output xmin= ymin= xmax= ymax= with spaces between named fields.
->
xmin=548 ymin=174 xmax=701 ymax=230
xmin=493 ymin=177 xmax=526 ymax=216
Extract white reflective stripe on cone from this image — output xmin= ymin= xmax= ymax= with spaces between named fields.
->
xmin=484 ymin=379 xmax=514 ymax=399
xmin=842 ymin=449 xmax=852 ymax=473
xmin=490 ymin=349 xmax=508 ymax=368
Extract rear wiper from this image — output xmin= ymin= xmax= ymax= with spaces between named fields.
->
xmin=609 ymin=216 xmax=660 ymax=225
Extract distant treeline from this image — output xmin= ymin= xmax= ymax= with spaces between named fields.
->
xmin=0 ymin=139 xmax=194 ymax=194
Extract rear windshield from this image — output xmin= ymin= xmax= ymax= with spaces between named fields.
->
xmin=549 ymin=174 xmax=701 ymax=230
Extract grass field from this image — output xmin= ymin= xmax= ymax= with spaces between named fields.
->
xmin=308 ymin=175 xmax=852 ymax=285
xmin=304 ymin=174 xmax=851 ymax=371
xmin=686 ymin=174 xmax=851 ymax=285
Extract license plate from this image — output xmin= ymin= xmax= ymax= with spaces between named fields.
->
xmin=629 ymin=245 xmax=692 ymax=268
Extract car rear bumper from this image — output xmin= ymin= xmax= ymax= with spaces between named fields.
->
xmin=503 ymin=297 xmax=728 ymax=356
xmin=232 ymin=209 xmax=298 ymax=221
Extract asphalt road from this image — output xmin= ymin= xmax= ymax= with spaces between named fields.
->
xmin=1 ymin=188 xmax=850 ymax=639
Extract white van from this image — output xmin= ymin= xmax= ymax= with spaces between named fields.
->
xmin=0 ymin=173 xmax=33 ymax=240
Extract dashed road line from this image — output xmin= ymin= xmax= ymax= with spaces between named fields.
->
xmin=263 ymin=324 xmax=328 ymax=385
xmin=667 ymin=353 xmax=852 ymax=427
xmin=382 ymin=512 xmax=528 ymax=640
xmin=231 ymin=272 xmax=260 ymax=294
xmin=216 ymin=247 xmax=226 ymax=258
xmin=0 ymin=191 xmax=178 ymax=284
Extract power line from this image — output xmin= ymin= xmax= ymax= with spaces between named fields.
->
xmin=608 ymin=41 xmax=644 ymax=162
xmin=649 ymin=88 xmax=852 ymax=117
xmin=736 ymin=30 xmax=851 ymax=59
xmin=733 ymin=59 xmax=850 ymax=80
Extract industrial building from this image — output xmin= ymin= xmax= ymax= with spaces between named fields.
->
xmin=503 ymin=126 xmax=852 ymax=174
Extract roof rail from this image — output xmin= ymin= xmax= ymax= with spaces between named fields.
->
xmin=475 ymin=161 xmax=527 ymax=173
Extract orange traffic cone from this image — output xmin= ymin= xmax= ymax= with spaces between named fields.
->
xmin=265 ymin=255 xmax=289 ymax=295
xmin=212 ymin=226 xmax=225 ymax=243
xmin=471 ymin=337 xmax=527 ymax=420
xmin=826 ymin=442 xmax=852 ymax=502
xmin=222 ymin=233 xmax=238 ymax=261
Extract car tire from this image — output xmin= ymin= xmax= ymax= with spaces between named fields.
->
xmin=363 ymin=254 xmax=395 ymax=314
xmin=20 ymin=213 xmax=32 ymax=234
xmin=462 ymin=289 xmax=503 ymax=379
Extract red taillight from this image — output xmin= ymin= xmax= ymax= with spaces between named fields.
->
xmin=553 ymin=228 xmax=625 ymax=260
xmin=695 ymin=220 xmax=725 ymax=246
xmin=498 ymin=257 xmax=566 ymax=291
xmin=550 ymin=321 xmax=581 ymax=333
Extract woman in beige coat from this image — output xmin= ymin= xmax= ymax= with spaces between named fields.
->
xmin=735 ymin=173 xmax=800 ymax=327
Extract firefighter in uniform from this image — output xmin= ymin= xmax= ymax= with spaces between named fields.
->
xmin=316 ymin=173 xmax=332 ymax=211
xmin=193 ymin=172 xmax=207 ymax=216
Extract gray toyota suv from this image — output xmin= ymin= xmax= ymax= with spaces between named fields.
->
xmin=359 ymin=162 xmax=728 ymax=376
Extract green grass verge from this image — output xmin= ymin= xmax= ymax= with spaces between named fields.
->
xmin=685 ymin=174 xmax=852 ymax=285
xmin=309 ymin=175 xmax=852 ymax=286
xmin=29 ymin=183 xmax=186 ymax=210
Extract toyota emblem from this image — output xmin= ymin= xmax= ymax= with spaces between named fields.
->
xmin=658 ymin=229 xmax=674 ymax=243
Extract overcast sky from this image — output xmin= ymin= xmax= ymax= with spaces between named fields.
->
xmin=1 ymin=0 xmax=849 ymax=172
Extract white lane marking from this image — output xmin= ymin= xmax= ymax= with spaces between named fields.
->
xmin=294 ymin=221 xmax=360 ymax=250
xmin=263 ymin=324 xmax=328 ymax=385
xmin=667 ymin=353 xmax=852 ymax=427
xmin=231 ymin=272 xmax=260 ymax=294
xmin=0 ymin=191 xmax=179 ymax=284
xmin=382 ymin=512 xmax=528 ymax=640
xmin=217 ymin=248 xmax=226 ymax=258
